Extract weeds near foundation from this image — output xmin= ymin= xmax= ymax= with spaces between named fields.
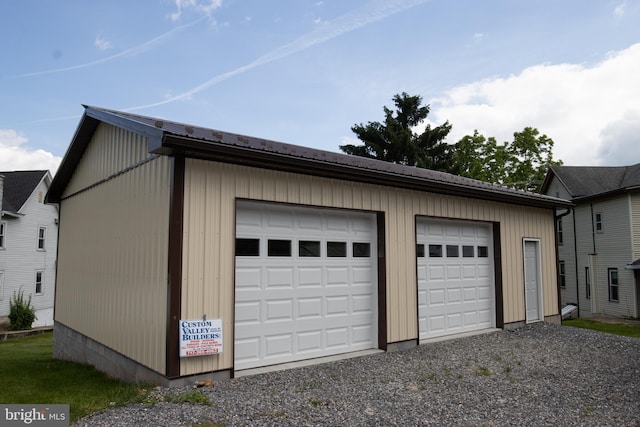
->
xmin=473 ymin=366 xmax=492 ymax=376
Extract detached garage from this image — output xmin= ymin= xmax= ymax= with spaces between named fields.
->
xmin=46 ymin=106 xmax=571 ymax=386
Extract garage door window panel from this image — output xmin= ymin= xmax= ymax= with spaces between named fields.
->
xmin=327 ymin=241 xmax=347 ymax=257
xmin=353 ymin=242 xmax=371 ymax=257
xmin=446 ymin=245 xmax=459 ymax=257
xmin=299 ymin=240 xmax=321 ymax=257
xmin=429 ymin=245 xmax=443 ymax=257
xmin=268 ymin=239 xmax=291 ymax=257
xmin=236 ymin=238 xmax=260 ymax=256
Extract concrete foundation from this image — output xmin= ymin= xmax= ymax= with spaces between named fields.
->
xmin=53 ymin=322 xmax=230 ymax=387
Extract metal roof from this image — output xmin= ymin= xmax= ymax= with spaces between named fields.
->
xmin=47 ymin=105 xmax=572 ymax=210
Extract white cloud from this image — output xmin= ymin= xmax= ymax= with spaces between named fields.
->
xmin=94 ymin=35 xmax=113 ymax=51
xmin=614 ymin=1 xmax=627 ymax=18
xmin=170 ymin=0 xmax=222 ymax=22
xmin=0 ymin=130 xmax=62 ymax=174
xmin=427 ymin=43 xmax=640 ymax=166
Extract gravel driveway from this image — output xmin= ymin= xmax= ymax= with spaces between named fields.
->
xmin=75 ymin=323 xmax=640 ymax=426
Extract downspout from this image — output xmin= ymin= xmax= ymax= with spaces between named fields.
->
xmin=555 ymin=208 xmax=572 ymax=316
xmin=572 ymin=208 xmax=580 ymax=316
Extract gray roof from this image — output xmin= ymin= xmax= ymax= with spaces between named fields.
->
xmin=543 ymin=164 xmax=640 ymax=200
xmin=1 ymin=170 xmax=49 ymax=214
xmin=47 ymin=105 xmax=572 ymax=210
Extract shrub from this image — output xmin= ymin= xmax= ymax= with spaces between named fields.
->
xmin=9 ymin=288 xmax=36 ymax=330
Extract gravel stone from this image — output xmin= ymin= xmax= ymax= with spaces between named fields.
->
xmin=74 ymin=323 xmax=640 ymax=426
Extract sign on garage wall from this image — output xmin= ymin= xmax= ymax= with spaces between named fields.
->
xmin=179 ymin=319 xmax=223 ymax=357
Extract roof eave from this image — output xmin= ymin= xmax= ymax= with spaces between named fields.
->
xmin=161 ymin=135 xmax=572 ymax=210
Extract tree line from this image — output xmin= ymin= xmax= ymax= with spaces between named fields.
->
xmin=339 ymin=92 xmax=562 ymax=192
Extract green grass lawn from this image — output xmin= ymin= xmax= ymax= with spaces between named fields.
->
xmin=563 ymin=318 xmax=640 ymax=338
xmin=0 ymin=333 xmax=143 ymax=423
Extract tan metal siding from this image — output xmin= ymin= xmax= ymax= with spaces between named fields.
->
xmin=55 ymin=156 xmax=171 ymax=374
xmin=62 ymin=123 xmax=151 ymax=198
xmin=180 ymin=158 xmax=558 ymax=375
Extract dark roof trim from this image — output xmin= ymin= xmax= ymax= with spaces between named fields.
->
xmin=47 ymin=105 xmax=572 ymax=210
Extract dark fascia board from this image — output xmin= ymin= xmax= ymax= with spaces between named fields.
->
xmin=161 ymin=135 xmax=573 ymax=210
xmin=45 ymin=107 xmax=164 ymax=204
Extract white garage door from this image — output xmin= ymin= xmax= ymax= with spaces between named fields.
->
xmin=234 ymin=201 xmax=377 ymax=371
xmin=417 ymin=218 xmax=495 ymax=340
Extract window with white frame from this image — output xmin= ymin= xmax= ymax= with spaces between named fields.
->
xmin=0 ymin=271 xmax=4 ymax=301
xmin=559 ymin=261 xmax=566 ymax=288
xmin=0 ymin=221 xmax=6 ymax=249
xmin=557 ymin=219 xmax=563 ymax=245
xmin=37 ymin=226 xmax=46 ymax=250
xmin=595 ymin=213 xmax=603 ymax=233
xmin=35 ymin=271 xmax=43 ymax=295
xmin=585 ymin=266 xmax=591 ymax=300
xmin=608 ymin=268 xmax=618 ymax=302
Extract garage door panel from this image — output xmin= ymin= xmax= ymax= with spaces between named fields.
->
xmin=235 ymin=202 xmax=377 ymax=370
xmin=298 ymin=267 xmax=323 ymax=286
xmin=326 ymin=296 xmax=349 ymax=316
xmin=428 ymin=265 xmax=445 ymax=280
xmin=429 ymin=289 xmax=446 ymax=305
xmin=236 ymin=268 xmax=261 ymax=289
xmin=265 ymin=334 xmax=293 ymax=358
xmin=265 ymin=299 xmax=293 ymax=322
xmin=266 ymin=268 xmax=294 ymax=288
xmin=297 ymin=297 xmax=323 ymax=318
xmin=235 ymin=300 xmax=261 ymax=323
xmin=418 ymin=219 xmax=495 ymax=341
xmin=447 ymin=288 xmax=462 ymax=303
xmin=235 ymin=339 xmax=260 ymax=363
xmin=297 ymin=330 xmax=323 ymax=352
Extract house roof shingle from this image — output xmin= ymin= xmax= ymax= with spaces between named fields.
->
xmin=543 ymin=164 xmax=640 ymax=200
xmin=1 ymin=170 xmax=48 ymax=215
xmin=46 ymin=105 xmax=572 ymax=210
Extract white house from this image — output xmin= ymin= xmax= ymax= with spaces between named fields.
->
xmin=541 ymin=164 xmax=640 ymax=319
xmin=0 ymin=170 xmax=58 ymax=329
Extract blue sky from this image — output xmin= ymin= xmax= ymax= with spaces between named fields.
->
xmin=1 ymin=0 xmax=639 ymax=174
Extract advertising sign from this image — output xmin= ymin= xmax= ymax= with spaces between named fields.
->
xmin=179 ymin=319 xmax=223 ymax=357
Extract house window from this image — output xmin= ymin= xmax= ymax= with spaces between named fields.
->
xmin=0 ymin=222 xmax=6 ymax=249
xmin=585 ymin=266 xmax=591 ymax=300
xmin=608 ymin=268 xmax=618 ymax=302
xmin=559 ymin=261 xmax=566 ymax=288
xmin=0 ymin=271 xmax=4 ymax=301
xmin=35 ymin=271 xmax=43 ymax=295
xmin=557 ymin=219 xmax=563 ymax=245
xmin=37 ymin=227 xmax=46 ymax=250
xmin=416 ymin=244 xmax=425 ymax=258
xmin=595 ymin=213 xmax=603 ymax=233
